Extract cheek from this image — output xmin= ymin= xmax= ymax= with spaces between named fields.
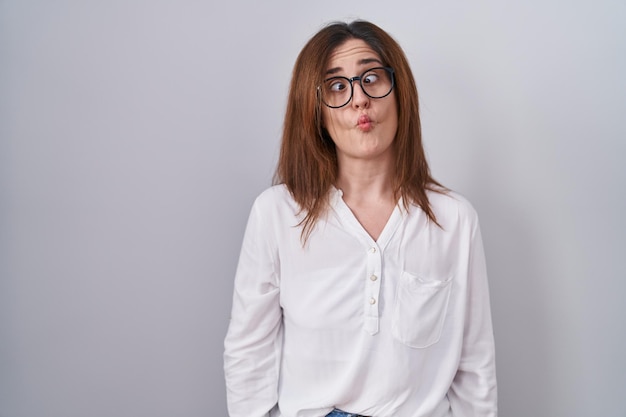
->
xmin=321 ymin=107 xmax=330 ymax=128
xmin=322 ymin=109 xmax=341 ymax=131
xmin=387 ymin=102 xmax=399 ymax=132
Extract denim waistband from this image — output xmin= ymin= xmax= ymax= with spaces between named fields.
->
xmin=326 ymin=409 xmax=370 ymax=417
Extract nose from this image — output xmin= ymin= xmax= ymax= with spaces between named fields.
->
xmin=351 ymin=80 xmax=370 ymax=109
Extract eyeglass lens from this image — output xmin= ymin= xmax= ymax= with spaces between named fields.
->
xmin=321 ymin=67 xmax=394 ymax=108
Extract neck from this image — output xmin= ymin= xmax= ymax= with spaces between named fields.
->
xmin=335 ymin=157 xmax=395 ymax=204
xmin=334 ymin=154 xmax=398 ymax=241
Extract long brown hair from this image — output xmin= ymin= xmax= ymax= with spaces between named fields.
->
xmin=274 ymin=20 xmax=445 ymax=242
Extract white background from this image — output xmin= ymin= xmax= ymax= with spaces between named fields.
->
xmin=1 ymin=1 xmax=624 ymax=416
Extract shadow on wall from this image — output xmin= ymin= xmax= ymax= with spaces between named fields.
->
xmin=480 ymin=196 xmax=553 ymax=416
xmin=461 ymin=111 xmax=555 ymax=416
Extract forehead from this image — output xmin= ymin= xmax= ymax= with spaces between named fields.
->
xmin=326 ymin=38 xmax=381 ymax=71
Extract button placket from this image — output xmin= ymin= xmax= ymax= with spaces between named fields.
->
xmin=364 ymin=242 xmax=382 ymax=335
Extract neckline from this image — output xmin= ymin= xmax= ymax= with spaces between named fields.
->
xmin=330 ymin=186 xmax=404 ymax=249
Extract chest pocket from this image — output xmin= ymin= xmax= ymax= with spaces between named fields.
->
xmin=391 ymin=271 xmax=453 ymax=348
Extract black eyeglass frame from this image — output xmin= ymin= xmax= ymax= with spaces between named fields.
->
xmin=318 ymin=66 xmax=396 ymax=109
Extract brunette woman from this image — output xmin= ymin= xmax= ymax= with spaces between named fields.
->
xmin=224 ymin=20 xmax=497 ymax=417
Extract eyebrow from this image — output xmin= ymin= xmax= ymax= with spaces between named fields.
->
xmin=325 ymin=58 xmax=384 ymax=75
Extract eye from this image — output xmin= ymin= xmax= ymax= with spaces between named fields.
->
xmin=363 ymin=72 xmax=380 ymax=85
xmin=327 ymin=78 xmax=348 ymax=93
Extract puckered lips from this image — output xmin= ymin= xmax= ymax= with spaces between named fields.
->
xmin=356 ymin=114 xmax=373 ymax=132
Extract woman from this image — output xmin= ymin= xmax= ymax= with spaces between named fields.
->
xmin=224 ymin=20 xmax=497 ymax=417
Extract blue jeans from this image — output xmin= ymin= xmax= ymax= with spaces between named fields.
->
xmin=326 ymin=409 xmax=368 ymax=417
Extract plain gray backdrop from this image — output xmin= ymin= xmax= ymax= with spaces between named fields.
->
xmin=1 ymin=1 xmax=625 ymax=416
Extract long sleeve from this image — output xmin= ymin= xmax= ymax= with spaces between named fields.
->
xmin=224 ymin=199 xmax=283 ymax=417
xmin=448 ymin=219 xmax=498 ymax=416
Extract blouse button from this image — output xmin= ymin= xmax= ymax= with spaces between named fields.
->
xmin=369 ymin=247 xmax=377 ymax=253
xmin=369 ymin=297 xmax=376 ymax=305
xmin=370 ymin=274 xmax=378 ymax=281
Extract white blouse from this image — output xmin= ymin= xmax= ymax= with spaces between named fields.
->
xmin=224 ymin=185 xmax=497 ymax=417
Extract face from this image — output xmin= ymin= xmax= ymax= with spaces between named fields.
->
xmin=321 ymin=38 xmax=398 ymax=166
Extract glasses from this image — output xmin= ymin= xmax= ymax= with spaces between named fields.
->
xmin=319 ymin=66 xmax=395 ymax=109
